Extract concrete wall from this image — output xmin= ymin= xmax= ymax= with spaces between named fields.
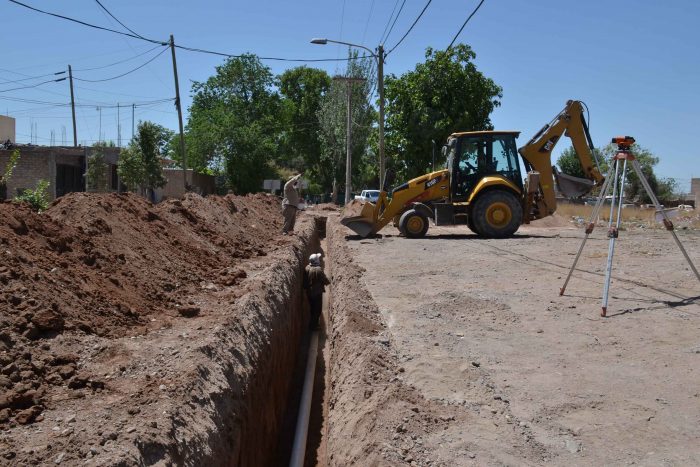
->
xmin=0 ymin=146 xmax=121 ymax=201
xmin=155 ymin=169 xmax=216 ymax=201
xmin=0 ymin=116 xmax=15 ymax=143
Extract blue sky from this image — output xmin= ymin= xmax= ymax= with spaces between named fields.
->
xmin=2 ymin=0 xmax=698 ymax=190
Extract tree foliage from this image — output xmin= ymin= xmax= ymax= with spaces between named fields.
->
xmin=278 ymin=66 xmax=331 ymax=174
xmin=186 ymin=54 xmax=280 ymax=193
xmin=317 ymin=50 xmax=376 ymax=198
xmin=86 ymin=145 xmax=108 ymax=191
xmin=558 ymin=144 xmax=678 ymax=203
xmin=117 ymin=121 xmax=168 ymax=192
xmin=15 ymin=179 xmax=50 ymax=212
xmin=384 ymin=44 xmax=502 ymax=181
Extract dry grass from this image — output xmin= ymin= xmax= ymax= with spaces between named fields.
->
xmin=556 ymin=203 xmax=700 ymax=229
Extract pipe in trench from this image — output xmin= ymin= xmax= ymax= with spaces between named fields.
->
xmin=289 ymin=330 xmax=319 ymax=467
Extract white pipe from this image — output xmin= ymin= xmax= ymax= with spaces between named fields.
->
xmin=289 ymin=330 xmax=319 ymax=467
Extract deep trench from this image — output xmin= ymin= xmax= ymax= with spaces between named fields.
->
xmin=269 ymin=215 xmax=329 ymax=467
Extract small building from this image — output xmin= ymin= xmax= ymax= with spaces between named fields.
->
xmin=0 ymin=116 xmax=15 ymax=143
xmin=0 ymin=145 xmax=121 ymax=201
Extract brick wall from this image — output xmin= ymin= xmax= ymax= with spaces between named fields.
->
xmin=0 ymin=150 xmax=52 ymax=199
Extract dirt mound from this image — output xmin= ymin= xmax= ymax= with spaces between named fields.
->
xmin=0 ymin=192 xmax=285 ymax=429
xmin=528 ymin=212 xmax=572 ymax=228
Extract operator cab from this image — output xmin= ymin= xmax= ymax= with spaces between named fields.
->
xmin=445 ymin=131 xmax=522 ymax=202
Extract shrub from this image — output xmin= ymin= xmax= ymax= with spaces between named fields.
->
xmin=15 ymin=179 xmax=50 ymax=212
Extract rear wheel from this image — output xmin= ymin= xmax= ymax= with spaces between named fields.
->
xmin=399 ymin=209 xmax=429 ymax=238
xmin=471 ymin=190 xmax=522 ymax=238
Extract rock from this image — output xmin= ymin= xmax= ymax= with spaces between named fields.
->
xmin=31 ymin=309 xmax=64 ymax=332
xmin=15 ymin=405 xmax=42 ymax=424
xmin=471 ymin=361 xmax=480 ymax=367
xmin=58 ymin=365 xmax=75 ymax=380
xmin=54 ymin=452 xmax=65 ymax=464
xmin=178 ymin=306 xmax=200 ymax=318
xmin=126 ymin=426 xmax=136 ymax=433
xmin=565 ymin=439 xmax=581 ymax=453
xmin=66 ymin=414 xmax=76 ymax=423
xmin=0 ymin=407 xmax=11 ymax=422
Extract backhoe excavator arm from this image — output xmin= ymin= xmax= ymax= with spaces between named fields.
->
xmin=518 ymin=100 xmax=604 ymax=219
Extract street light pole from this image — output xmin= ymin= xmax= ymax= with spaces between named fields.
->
xmin=377 ymin=44 xmax=385 ymax=192
xmin=311 ymin=38 xmax=386 ymax=191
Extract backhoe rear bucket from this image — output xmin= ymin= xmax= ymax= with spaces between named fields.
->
xmin=554 ymin=167 xmax=595 ymax=198
xmin=340 ymin=199 xmax=377 ymax=237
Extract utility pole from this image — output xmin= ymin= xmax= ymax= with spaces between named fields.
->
xmin=334 ymin=76 xmax=366 ymax=205
xmin=132 ymin=103 xmax=135 ymax=139
xmin=117 ymin=103 xmax=121 ymax=147
xmin=97 ymin=106 xmax=102 ymax=143
xmin=169 ymin=34 xmax=188 ymax=190
xmin=377 ymin=44 xmax=386 ymax=191
xmin=68 ymin=65 xmax=77 ymax=147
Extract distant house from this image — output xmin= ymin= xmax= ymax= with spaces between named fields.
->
xmin=0 ymin=145 xmax=121 ymax=201
xmin=692 ymin=178 xmax=700 ymax=208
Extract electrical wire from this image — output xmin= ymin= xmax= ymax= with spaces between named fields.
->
xmin=379 ymin=0 xmax=402 ymax=44
xmin=446 ymin=0 xmax=486 ymax=50
xmin=360 ymin=0 xmax=376 ymax=45
xmin=386 ymin=0 xmax=433 ymax=56
xmin=94 ymin=0 xmax=147 ymax=40
xmin=0 ymin=77 xmax=66 ymax=93
xmin=74 ymin=47 xmax=168 ymax=83
xmin=73 ymin=45 xmax=163 ymax=72
xmin=383 ymin=0 xmax=407 ymax=44
xmin=9 ymin=0 xmax=369 ymax=63
xmin=0 ymin=69 xmax=66 ymax=83
xmin=7 ymin=0 xmax=166 ymax=45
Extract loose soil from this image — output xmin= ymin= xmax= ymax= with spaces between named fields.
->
xmin=0 ymin=192 xmax=315 ymax=465
xmin=333 ymin=219 xmax=699 ymax=465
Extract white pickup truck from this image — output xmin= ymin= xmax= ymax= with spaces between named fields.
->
xmin=355 ymin=190 xmax=380 ymax=203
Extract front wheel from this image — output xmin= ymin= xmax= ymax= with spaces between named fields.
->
xmin=471 ymin=190 xmax=523 ymax=238
xmin=399 ymin=209 xmax=429 ymax=238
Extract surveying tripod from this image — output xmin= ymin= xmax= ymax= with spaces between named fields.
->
xmin=559 ymin=136 xmax=700 ymax=316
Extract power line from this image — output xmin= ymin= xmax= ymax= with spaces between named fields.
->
xmin=94 ymin=0 xmax=147 ymax=40
xmin=360 ymin=0 xmax=376 ymax=45
xmin=74 ymin=47 xmax=169 ymax=83
xmin=7 ymin=0 xmax=165 ymax=45
xmin=73 ymin=44 xmax=163 ymax=72
xmin=9 ymin=0 xmax=368 ymax=63
xmin=0 ymin=77 xmax=66 ymax=93
xmin=386 ymin=0 xmax=433 ymax=56
xmin=446 ymin=0 xmax=486 ymax=50
xmin=0 ymin=69 xmax=66 ymax=83
xmin=379 ymin=0 xmax=402 ymax=44
xmin=383 ymin=0 xmax=407 ymax=44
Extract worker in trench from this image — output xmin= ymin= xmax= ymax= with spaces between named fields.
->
xmin=303 ymin=253 xmax=329 ymax=330
xmin=282 ymin=173 xmax=303 ymax=235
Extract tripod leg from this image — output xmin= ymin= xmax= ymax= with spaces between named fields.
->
xmin=601 ymin=159 xmax=628 ymax=316
xmin=560 ymin=164 xmax=616 ymax=295
xmin=631 ymin=160 xmax=700 ymax=282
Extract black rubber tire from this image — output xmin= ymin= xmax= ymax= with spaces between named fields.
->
xmin=399 ymin=209 xmax=429 ymax=238
xmin=470 ymin=190 xmax=523 ymax=238
xmin=466 ymin=214 xmax=478 ymax=234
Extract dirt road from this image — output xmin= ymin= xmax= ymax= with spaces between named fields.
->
xmin=346 ymin=223 xmax=700 ymax=465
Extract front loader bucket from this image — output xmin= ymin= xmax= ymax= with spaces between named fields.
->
xmin=340 ymin=199 xmax=377 ymax=237
xmin=554 ymin=167 xmax=595 ymax=198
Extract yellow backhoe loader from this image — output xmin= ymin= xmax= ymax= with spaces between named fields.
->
xmin=341 ymin=100 xmax=605 ymax=238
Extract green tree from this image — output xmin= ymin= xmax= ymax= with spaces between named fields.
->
xmin=0 ymin=149 xmax=20 ymax=200
xmin=317 ymin=50 xmax=376 ymax=199
xmin=278 ymin=66 xmax=331 ymax=174
xmin=600 ymin=143 xmax=669 ymax=203
xmin=384 ymin=44 xmax=502 ymax=181
xmin=117 ymin=121 xmax=169 ymax=193
xmin=86 ymin=145 xmax=108 ymax=191
xmin=556 ymin=146 xmax=605 ymax=179
xmin=186 ymin=54 xmax=280 ymax=193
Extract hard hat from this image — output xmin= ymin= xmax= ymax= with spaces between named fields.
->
xmin=309 ymin=253 xmax=321 ymax=265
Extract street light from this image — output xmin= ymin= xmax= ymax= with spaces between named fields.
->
xmin=311 ymin=38 xmax=386 ymax=192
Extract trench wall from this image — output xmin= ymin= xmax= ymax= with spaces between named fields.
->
xmin=142 ymin=219 xmax=319 ymax=466
xmin=325 ymin=219 xmax=415 ymax=465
